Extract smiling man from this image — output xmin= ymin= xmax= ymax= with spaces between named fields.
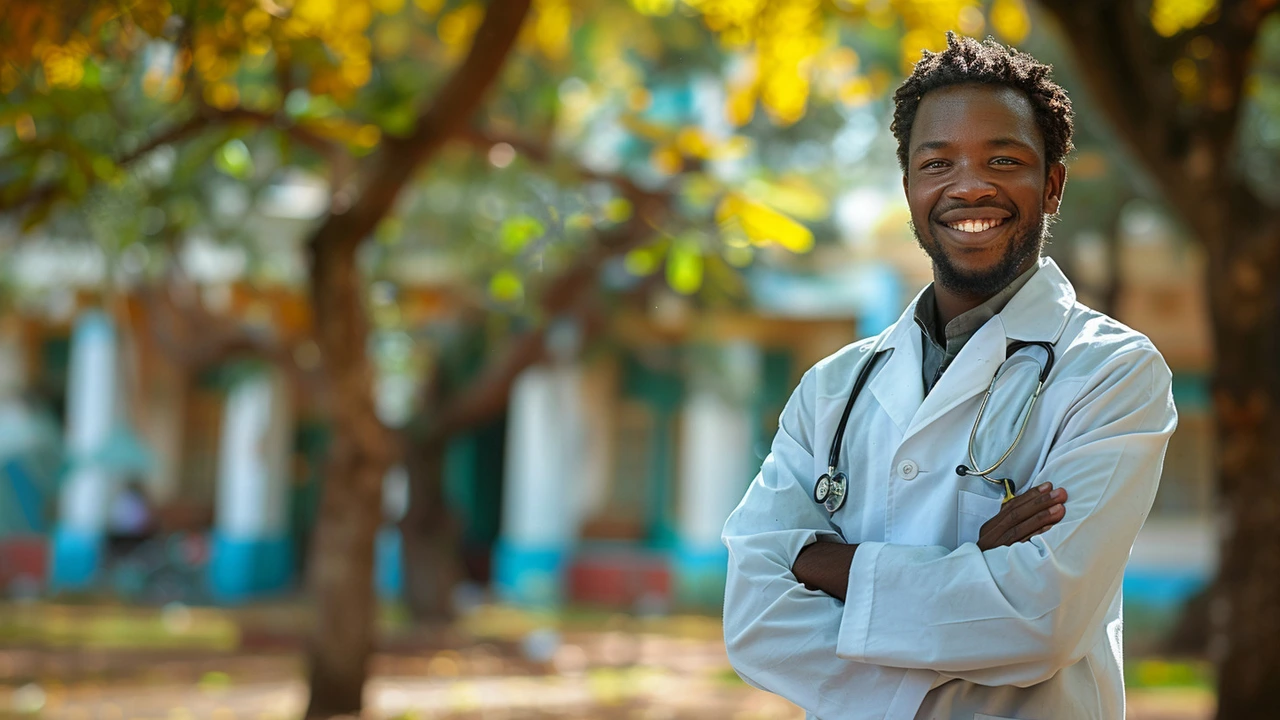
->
xmin=721 ymin=35 xmax=1177 ymax=719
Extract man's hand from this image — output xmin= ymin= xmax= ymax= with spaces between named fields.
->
xmin=977 ymin=482 xmax=1067 ymax=552
xmin=792 ymin=541 xmax=857 ymax=602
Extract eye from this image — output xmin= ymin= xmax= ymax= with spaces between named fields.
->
xmin=991 ymin=157 xmax=1022 ymax=166
xmin=921 ymin=159 xmax=949 ymax=170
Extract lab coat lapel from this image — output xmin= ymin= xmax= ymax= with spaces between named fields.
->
xmin=902 ymin=317 xmax=1008 ymax=442
xmin=899 ymin=257 xmax=1076 ymax=441
xmin=1000 ymin=257 xmax=1076 ymax=344
xmin=867 ymin=294 xmax=926 ymax=433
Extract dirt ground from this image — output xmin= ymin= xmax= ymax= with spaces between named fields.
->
xmin=0 ymin=603 xmax=1214 ymax=719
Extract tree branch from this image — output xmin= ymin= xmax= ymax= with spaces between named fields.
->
xmin=306 ymin=0 xmax=534 ymax=260
xmin=137 ymin=279 xmax=320 ymax=386
xmin=1038 ymin=0 xmax=1271 ymax=243
xmin=304 ymin=0 xmax=535 ymax=467
xmin=427 ymin=207 xmax=670 ymax=438
xmin=1 ymin=105 xmax=343 ymax=219
xmin=1 ymin=114 xmax=210 ymax=215
xmin=415 ymin=127 xmax=684 ymax=438
xmin=456 ymin=127 xmax=670 ymax=209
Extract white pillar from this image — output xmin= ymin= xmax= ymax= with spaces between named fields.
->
xmin=675 ymin=341 xmax=760 ymax=605
xmin=51 ymin=311 xmax=119 ymax=589
xmin=209 ymin=366 xmax=293 ymax=602
xmin=678 ymin=391 xmax=754 ymax=548
xmin=494 ymin=364 xmax=585 ymax=605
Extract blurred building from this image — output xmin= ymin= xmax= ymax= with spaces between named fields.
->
xmin=0 ymin=185 xmax=1215 ymax=636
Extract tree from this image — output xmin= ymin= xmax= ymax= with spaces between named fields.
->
xmin=1 ymin=1 xmax=534 ymax=715
xmin=1 ymin=0 xmax=848 ymax=714
xmin=678 ymin=2 xmax=1280 ymax=713
xmin=17 ymin=0 xmax=1273 ymax=716
xmin=1031 ymin=2 xmax=1280 ymax=716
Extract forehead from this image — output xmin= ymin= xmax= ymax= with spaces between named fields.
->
xmin=909 ymin=83 xmax=1044 ymax=155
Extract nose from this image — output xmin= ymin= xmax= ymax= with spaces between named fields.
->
xmin=945 ymin=166 xmax=997 ymax=204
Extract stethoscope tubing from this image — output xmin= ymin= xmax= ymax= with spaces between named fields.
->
xmin=819 ymin=338 xmax=1056 ymax=513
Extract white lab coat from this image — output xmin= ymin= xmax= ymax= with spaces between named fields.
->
xmin=722 ymin=258 xmax=1177 ymax=720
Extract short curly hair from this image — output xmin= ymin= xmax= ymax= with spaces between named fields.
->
xmin=892 ymin=32 xmax=1074 ymax=173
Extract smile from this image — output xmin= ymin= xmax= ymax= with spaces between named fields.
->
xmin=944 ymin=218 xmax=1006 ymax=233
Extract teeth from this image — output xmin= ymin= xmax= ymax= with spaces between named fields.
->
xmin=947 ymin=218 xmax=1003 ymax=233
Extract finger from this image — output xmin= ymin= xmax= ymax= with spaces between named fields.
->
xmin=1008 ymin=486 xmax=1066 ymax=525
xmin=986 ymin=485 xmax=1061 ymax=538
xmin=1009 ymin=482 xmax=1054 ymax=510
xmin=1002 ymin=503 xmax=1065 ymax=546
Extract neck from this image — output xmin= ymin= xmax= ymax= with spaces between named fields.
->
xmin=931 ymin=257 xmax=1039 ymax=327
xmin=932 ymin=286 xmax=989 ymax=328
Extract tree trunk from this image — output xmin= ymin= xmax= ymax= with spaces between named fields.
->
xmin=291 ymin=2 xmax=531 ymax=712
xmin=1205 ymin=217 xmax=1280 ymax=718
xmin=400 ymin=429 xmax=463 ymax=619
xmin=303 ymin=233 xmax=393 ymax=718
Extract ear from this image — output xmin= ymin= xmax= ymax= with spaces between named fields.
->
xmin=902 ymin=173 xmax=910 ymax=198
xmin=1043 ymin=162 xmax=1066 ymax=216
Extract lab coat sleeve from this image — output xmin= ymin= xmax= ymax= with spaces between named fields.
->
xmin=836 ymin=346 xmax=1176 ymax=687
xmin=722 ymin=366 xmax=935 ymax=718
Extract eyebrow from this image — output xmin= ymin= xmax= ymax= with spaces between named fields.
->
xmin=911 ymin=137 xmax=1038 ymax=158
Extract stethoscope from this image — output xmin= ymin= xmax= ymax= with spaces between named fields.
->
xmin=813 ymin=339 xmax=1056 ymax=514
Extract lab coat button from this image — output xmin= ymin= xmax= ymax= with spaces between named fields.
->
xmin=898 ymin=460 xmax=919 ymax=480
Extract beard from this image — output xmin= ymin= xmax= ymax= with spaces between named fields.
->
xmin=911 ymin=212 xmax=1050 ymax=299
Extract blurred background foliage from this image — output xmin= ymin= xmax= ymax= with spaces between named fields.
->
xmin=4 ymin=0 xmax=1280 ymax=717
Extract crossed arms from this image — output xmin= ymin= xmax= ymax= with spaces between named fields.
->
xmin=721 ymin=348 xmax=1176 ymax=714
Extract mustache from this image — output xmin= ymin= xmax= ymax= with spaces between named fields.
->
xmin=929 ymin=202 xmax=1017 ymax=222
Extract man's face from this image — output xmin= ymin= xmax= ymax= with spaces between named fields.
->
xmin=904 ymin=83 xmax=1066 ymax=299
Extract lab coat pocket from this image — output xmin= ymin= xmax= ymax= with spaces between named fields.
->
xmin=957 ymin=490 xmax=1003 ymax=546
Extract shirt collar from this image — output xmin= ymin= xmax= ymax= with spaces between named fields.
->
xmin=879 ymin=256 xmax=1075 ymax=350
xmin=914 ymin=263 xmax=1039 ymax=349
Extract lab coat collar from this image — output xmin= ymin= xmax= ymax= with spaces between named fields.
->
xmin=867 ymin=256 xmax=1075 ymax=438
xmin=997 ymin=256 xmax=1075 ymax=345
xmin=867 ymin=290 xmax=928 ymax=432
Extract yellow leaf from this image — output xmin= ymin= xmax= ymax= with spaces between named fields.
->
xmin=716 ymin=193 xmax=813 ymax=254
xmin=439 ymin=4 xmax=484 ymax=57
xmin=746 ymin=178 xmax=829 ymax=221
xmin=414 ymin=0 xmax=444 ymax=16
xmin=630 ymin=0 xmax=675 ymax=16
xmin=676 ymin=127 xmax=712 ymax=158
xmin=1150 ymin=0 xmax=1218 ymax=38
xmin=533 ymin=0 xmax=571 ymax=60
xmin=990 ymin=0 xmax=1030 ymax=44
xmin=651 ymin=145 xmax=683 ymax=175
xmin=725 ymin=84 xmax=757 ymax=127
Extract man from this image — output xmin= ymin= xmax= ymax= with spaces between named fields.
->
xmin=721 ymin=34 xmax=1177 ymax=720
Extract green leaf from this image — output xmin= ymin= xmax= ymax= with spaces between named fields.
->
xmin=214 ymin=139 xmax=254 ymax=179
xmin=500 ymin=215 xmax=545 ymax=253
xmin=376 ymin=217 xmax=403 ymax=245
xmin=666 ymin=239 xmax=704 ymax=295
xmin=489 ymin=270 xmax=524 ymax=302
xmin=604 ymin=198 xmax=632 ymax=223
xmin=624 ymin=246 xmax=660 ymax=276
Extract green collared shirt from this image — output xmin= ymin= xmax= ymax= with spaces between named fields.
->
xmin=914 ymin=265 xmax=1040 ymax=395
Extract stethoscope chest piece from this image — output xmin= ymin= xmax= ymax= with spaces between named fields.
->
xmin=814 ymin=470 xmax=848 ymax=513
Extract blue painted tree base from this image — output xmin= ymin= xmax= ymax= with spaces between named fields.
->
xmin=208 ymin=533 xmax=293 ymax=604
xmin=673 ymin=544 xmax=729 ymax=608
xmin=49 ymin=526 xmax=102 ymax=591
xmin=492 ymin=539 xmax=568 ymax=607
xmin=375 ymin=526 xmax=402 ymax=601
